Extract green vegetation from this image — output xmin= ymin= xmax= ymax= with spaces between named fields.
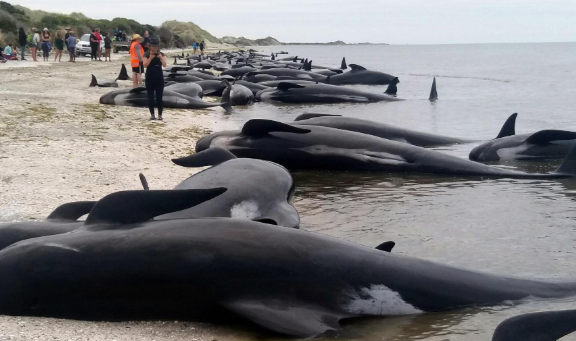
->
xmin=0 ymin=1 xmax=220 ymax=48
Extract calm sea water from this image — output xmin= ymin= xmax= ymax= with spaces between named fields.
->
xmin=211 ymin=43 xmax=576 ymax=340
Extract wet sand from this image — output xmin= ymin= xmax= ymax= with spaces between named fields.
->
xmin=0 ymin=49 xmax=235 ymax=340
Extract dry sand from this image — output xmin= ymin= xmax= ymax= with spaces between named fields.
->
xmin=0 ymin=49 xmax=245 ymax=341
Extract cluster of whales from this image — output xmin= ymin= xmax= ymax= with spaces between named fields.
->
xmin=4 ymin=49 xmax=576 ymax=339
xmin=94 ymin=49 xmax=423 ymax=112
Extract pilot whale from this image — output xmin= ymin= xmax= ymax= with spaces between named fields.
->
xmin=195 ymin=119 xmax=576 ymax=179
xmin=0 ymin=189 xmax=575 ymax=338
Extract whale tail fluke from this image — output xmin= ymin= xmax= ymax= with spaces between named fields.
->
xmin=554 ymin=144 xmax=576 ymax=176
xmin=89 ymin=75 xmax=98 ymax=87
xmin=496 ymin=113 xmax=517 ymax=138
xmin=139 ymin=173 xmax=149 ymax=190
xmin=341 ymin=57 xmax=347 ymax=69
xmin=117 ymin=64 xmax=130 ymax=81
xmin=46 ymin=201 xmax=97 ymax=221
xmin=172 ymin=147 xmax=237 ymax=167
xmin=429 ymin=77 xmax=438 ymax=101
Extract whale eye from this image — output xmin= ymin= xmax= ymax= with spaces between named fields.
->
xmin=255 ymin=218 xmax=278 ymax=226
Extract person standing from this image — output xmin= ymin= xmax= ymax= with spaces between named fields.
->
xmin=18 ymin=27 xmax=27 ymax=61
xmin=30 ymin=28 xmax=40 ymax=62
xmin=66 ymin=32 xmax=76 ymax=62
xmin=89 ymin=29 xmax=98 ymax=61
xmin=199 ymin=41 xmax=205 ymax=55
xmin=54 ymin=30 xmax=64 ymax=62
xmin=103 ymin=32 xmax=112 ymax=62
xmin=95 ymin=28 xmax=103 ymax=61
xmin=40 ymin=28 xmax=51 ymax=61
xmin=64 ymin=27 xmax=71 ymax=50
xmin=129 ymin=34 xmax=144 ymax=88
xmin=143 ymin=37 xmax=167 ymax=120
xmin=193 ymin=41 xmax=197 ymax=54
xmin=141 ymin=31 xmax=150 ymax=53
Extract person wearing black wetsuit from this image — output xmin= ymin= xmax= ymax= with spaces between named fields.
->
xmin=143 ymin=37 xmax=167 ymax=120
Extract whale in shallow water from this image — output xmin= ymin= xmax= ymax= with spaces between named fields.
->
xmin=220 ymin=80 xmax=254 ymax=112
xmin=0 ymin=201 xmax=95 ymax=250
xmin=1 ymin=190 xmax=576 ymax=338
xmin=293 ymin=113 xmax=473 ymax=147
xmin=99 ymin=87 xmax=224 ymax=110
xmin=492 ymin=310 xmax=576 ymax=341
xmin=325 ymin=64 xmax=397 ymax=85
xmin=470 ymin=113 xmax=576 ymax=161
xmin=255 ymin=82 xmax=401 ymax=104
xmin=196 ymin=119 xmax=576 ymax=179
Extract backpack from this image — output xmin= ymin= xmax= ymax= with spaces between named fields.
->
xmin=27 ymin=34 xmax=34 ymax=43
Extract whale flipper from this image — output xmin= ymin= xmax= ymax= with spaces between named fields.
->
xmin=349 ymin=64 xmax=367 ymax=72
xmin=277 ymin=82 xmax=305 ymax=91
xmin=375 ymin=241 xmax=395 ymax=252
xmin=242 ymin=119 xmax=311 ymax=137
xmin=294 ymin=113 xmax=342 ymax=121
xmin=172 ymin=147 xmax=237 ymax=167
xmin=220 ymin=80 xmax=233 ymax=113
xmin=117 ymin=64 xmax=130 ymax=81
xmin=341 ymin=57 xmax=347 ymax=69
xmin=46 ymin=201 xmax=97 ymax=221
xmin=139 ymin=173 xmax=149 ymax=190
xmin=496 ymin=113 xmax=517 ymax=138
xmin=429 ymin=77 xmax=438 ymax=101
xmin=525 ymin=130 xmax=576 ymax=145
xmin=225 ymin=299 xmax=347 ymax=338
xmin=85 ymin=189 xmax=227 ymax=226
xmin=554 ymin=144 xmax=576 ymax=176
xmin=492 ymin=310 xmax=576 ymax=341
xmin=89 ymin=75 xmax=98 ymax=87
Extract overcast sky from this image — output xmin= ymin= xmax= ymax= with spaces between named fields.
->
xmin=10 ymin=0 xmax=576 ymax=44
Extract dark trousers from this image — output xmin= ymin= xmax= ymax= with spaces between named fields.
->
xmin=146 ymin=80 xmax=164 ymax=117
xmin=90 ymin=42 xmax=98 ymax=60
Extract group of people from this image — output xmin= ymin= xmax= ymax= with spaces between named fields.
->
xmin=89 ymin=28 xmax=113 ymax=62
xmin=0 ymin=27 xmax=78 ymax=63
xmin=192 ymin=41 xmax=205 ymax=55
xmin=113 ymin=28 xmax=128 ymax=42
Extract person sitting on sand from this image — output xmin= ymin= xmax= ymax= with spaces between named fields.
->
xmin=3 ymin=44 xmax=19 ymax=60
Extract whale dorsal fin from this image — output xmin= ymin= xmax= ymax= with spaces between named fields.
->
xmin=496 ymin=113 xmax=517 ymax=139
xmin=129 ymin=87 xmax=147 ymax=94
xmin=294 ymin=113 xmax=342 ymax=121
xmin=525 ymin=130 xmax=576 ymax=145
xmin=172 ymin=147 xmax=237 ymax=167
xmin=117 ymin=64 xmax=130 ymax=80
xmin=242 ymin=119 xmax=311 ymax=137
xmin=375 ymin=241 xmax=395 ymax=252
xmin=429 ymin=77 xmax=438 ymax=101
xmin=224 ymin=299 xmax=347 ymax=338
xmin=84 ymin=189 xmax=227 ymax=226
xmin=46 ymin=201 xmax=97 ymax=221
xmin=89 ymin=75 xmax=98 ymax=87
xmin=341 ymin=57 xmax=347 ymax=69
xmin=277 ymin=82 xmax=305 ymax=91
xmin=139 ymin=173 xmax=149 ymax=190
xmin=349 ymin=64 xmax=367 ymax=72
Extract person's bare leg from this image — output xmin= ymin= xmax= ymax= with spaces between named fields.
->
xmin=137 ymin=73 xmax=143 ymax=87
xmin=132 ymin=73 xmax=138 ymax=88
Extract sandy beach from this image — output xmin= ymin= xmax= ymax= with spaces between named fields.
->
xmin=0 ymin=48 xmax=240 ymax=341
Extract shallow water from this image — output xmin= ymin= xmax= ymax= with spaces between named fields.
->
xmin=210 ymin=43 xmax=576 ymax=340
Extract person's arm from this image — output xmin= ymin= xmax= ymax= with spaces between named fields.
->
xmin=142 ymin=52 xmax=152 ymax=68
xmin=90 ymin=35 xmax=97 ymax=43
xmin=160 ymin=53 xmax=167 ymax=67
xmin=135 ymin=44 xmax=143 ymax=61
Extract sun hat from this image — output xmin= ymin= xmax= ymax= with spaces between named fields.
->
xmin=43 ymin=28 xmax=48 ymax=31
xmin=131 ymin=33 xmax=142 ymax=41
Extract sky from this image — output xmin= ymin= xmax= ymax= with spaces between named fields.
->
xmin=9 ymin=0 xmax=576 ymax=44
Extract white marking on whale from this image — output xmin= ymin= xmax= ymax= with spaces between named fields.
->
xmin=343 ymin=284 xmax=423 ymax=315
xmin=44 ymin=243 xmax=80 ymax=253
xmin=230 ymin=200 xmax=261 ymax=220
